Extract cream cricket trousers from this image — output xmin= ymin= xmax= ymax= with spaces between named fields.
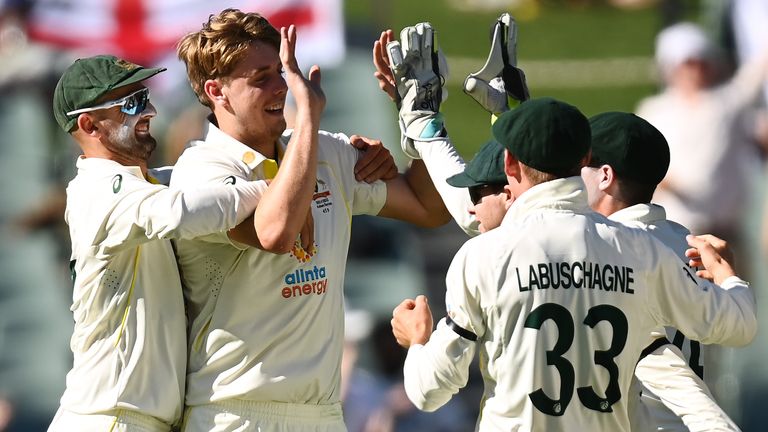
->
xmin=48 ymin=407 xmax=173 ymax=431
xmin=182 ymin=399 xmax=346 ymax=432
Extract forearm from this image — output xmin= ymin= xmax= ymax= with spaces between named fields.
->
xmin=403 ymin=321 xmax=475 ymax=412
xmin=665 ymin=276 xmax=756 ymax=347
xmin=636 ymin=344 xmax=740 ymax=432
xmin=254 ymin=112 xmax=318 ymax=253
xmin=101 ymin=180 xmax=266 ymax=256
xmin=723 ymin=51 xmax=768 ymax=109
xmin=402 ymin=159 xmax=451 ymax=226
xmin=415 ymin=139 xmax=479 ymax=236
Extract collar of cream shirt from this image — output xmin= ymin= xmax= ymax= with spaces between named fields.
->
xmin=501 ymin=176 xmax=590 ymax=226
xmin=608 ymin=203 xmax=667 ymax=226
xmin=76 ymin=155 xmax=144 ymax=179
xmin=193 ymin=115 xmax=286 ymax=174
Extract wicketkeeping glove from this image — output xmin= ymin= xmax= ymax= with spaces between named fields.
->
xmin=387 ymin=22 xmax=449 ymax=159
xmin=463 ymin=13 xmax=529 ymax=117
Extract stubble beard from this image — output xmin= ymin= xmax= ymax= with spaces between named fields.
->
xmin=105 ymin=123 xmax=157 ymax=161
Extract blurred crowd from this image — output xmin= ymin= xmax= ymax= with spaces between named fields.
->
xmin=1 ymin=0 xmax=767 ymax=431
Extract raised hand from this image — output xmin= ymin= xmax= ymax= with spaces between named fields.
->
xmin=280 ymin=25 xmax=325 ymax=123
xmin=463 ymin=13 xmax=529 ymax=116
xmin=384 ymin=22 xmax=449 ymax=159
xmin=685 ymin=234 xmax=737 ymax=284
xmin=373 ymin=29 xmax=397 ymax=101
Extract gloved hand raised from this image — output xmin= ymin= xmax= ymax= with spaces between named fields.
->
xmin=385 ymin=22 xmax=449 ymax=159
xmin=464 ymin=13 xmax=529 ymax=117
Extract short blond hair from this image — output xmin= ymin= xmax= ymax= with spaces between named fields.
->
xmin=521 ymin=163 xmax=581 ymax=186
xmin=177 ymin=8 xmax=280 ymax=107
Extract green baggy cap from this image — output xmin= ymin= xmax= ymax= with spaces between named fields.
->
xmin=447 ymin=140 xmax=507 ymax=188
xmin=492 ymin=97 xmax=590 ymax=174
xmin=589 ymin=112 xmax=670 ymax=185
xmin=53 ymin=55 xmax=165 ymax=132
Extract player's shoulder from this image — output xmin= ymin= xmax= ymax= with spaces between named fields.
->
xmin=607 ymin=218 xmax=666 ymax=248
xmin=283 ymin=128 xmax=354 ymax=154
xmin=70 ymin=159 xmax=154 ymax=193
xmin=660 ymin=218 xmax=691 ymax=237
xmin=459 ymin=221 xmax=526 ymax=265
xmin=65 ymin=161 xmax=162 ymax=224
xmin=284 ymin=129 xmax=362 ymax=181
xmin=172 ymin=140 xmax=250 ymax=186
xmin=175 ymin=140 xmax=231 ymax=166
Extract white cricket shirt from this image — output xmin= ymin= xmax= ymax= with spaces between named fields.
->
xmin=60 ymin=157 xmax=265 ymax=425
xmin=414 ymin=138 xmax=478 ymax=236
xmin=170 ymin=121 xmax=387 ymax=407
xmin=611 ymin=204 xmax=740 ymax=431
xmin=403 ymin=178 xmax=756 ymax=432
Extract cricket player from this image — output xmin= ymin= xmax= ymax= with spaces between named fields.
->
xmin=384 ymin=14 xmax=738 ymax=430
xmin=390 ymin=97 xmax=757 ymax=432
xmin=171 ymin=10 xmax=451 ymax=431
xmin=49 ymin=55 xmax=270 ymax=431
xmin=382 ymin=15 xmax=737 ymax=430
xmin=420 ymin=114 xmax=740 ymax=430
xmin=582 ymin=112 xmax=741 ymax=431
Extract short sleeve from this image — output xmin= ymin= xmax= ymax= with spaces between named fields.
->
xmin=316 ymin=131 xmax=387 ymax=216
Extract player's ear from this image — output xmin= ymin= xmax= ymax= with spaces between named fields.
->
xmin=204 ymin=79 xmax=228 ymax=108
xmin=598 ymin=164 xmax=615 ymax=192
xmin=76 ymin=113 xmax=98 ymax=136
xmin=504 ymin=149 xmax=521 ymax=181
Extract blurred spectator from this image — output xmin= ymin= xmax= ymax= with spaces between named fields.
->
xmin=728 ymin=0 xmax=768 ymax=106
xmin=636 ymin=22 xmax=768 ymax=252
xmin=342 ymin=312 xmax=474 ymax=432
xmin=721 ymin=0 xmax=768 ymax=257
xmin=0 ymin=5 xmax=74 ymax=432
xmin=636 ymin=22 xmax=768 ymax=425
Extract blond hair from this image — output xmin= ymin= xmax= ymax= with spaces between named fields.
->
xmin=177 ymin=8 xmax=280 ymax=107
xmin=521 ymin=164 xmax=582 ymax=186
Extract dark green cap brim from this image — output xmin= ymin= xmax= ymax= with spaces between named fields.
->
xmin=447 ymin=139 xmax=507 ymax=188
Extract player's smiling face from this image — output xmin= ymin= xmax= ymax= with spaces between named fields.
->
xmin=92 ymin=83 xmax=157 ymax=161
xmin=220 ymin=41 xmax=288 ymax=147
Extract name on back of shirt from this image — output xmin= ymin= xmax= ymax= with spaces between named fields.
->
xmin=516 ymin=261 xmax=635 ymax=294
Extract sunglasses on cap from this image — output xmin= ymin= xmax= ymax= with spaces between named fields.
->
xmin=66 ymin=88 xmax=150 ymax=117
xmin=468 ymin=183 xmax=506 ymax=205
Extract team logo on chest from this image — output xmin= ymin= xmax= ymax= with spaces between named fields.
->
xmin=313 ymin=179 xmax=333 ymax=212
xmin=290 ymin=240 xmax=318 ymax=263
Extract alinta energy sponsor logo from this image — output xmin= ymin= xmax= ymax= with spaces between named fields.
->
xmin=282 ymin=265 xmax=328 ymax=299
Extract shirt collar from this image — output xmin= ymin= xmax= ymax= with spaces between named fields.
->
xmin=501 ymin=177 xmax=590 ymax=226
xmin=76 ymin=156 xmax=144 ymax=179
xmin=609 ymin=203 xmax=667 ymax=225
xmin=195 ymin=115 xmax=284 ymax=175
